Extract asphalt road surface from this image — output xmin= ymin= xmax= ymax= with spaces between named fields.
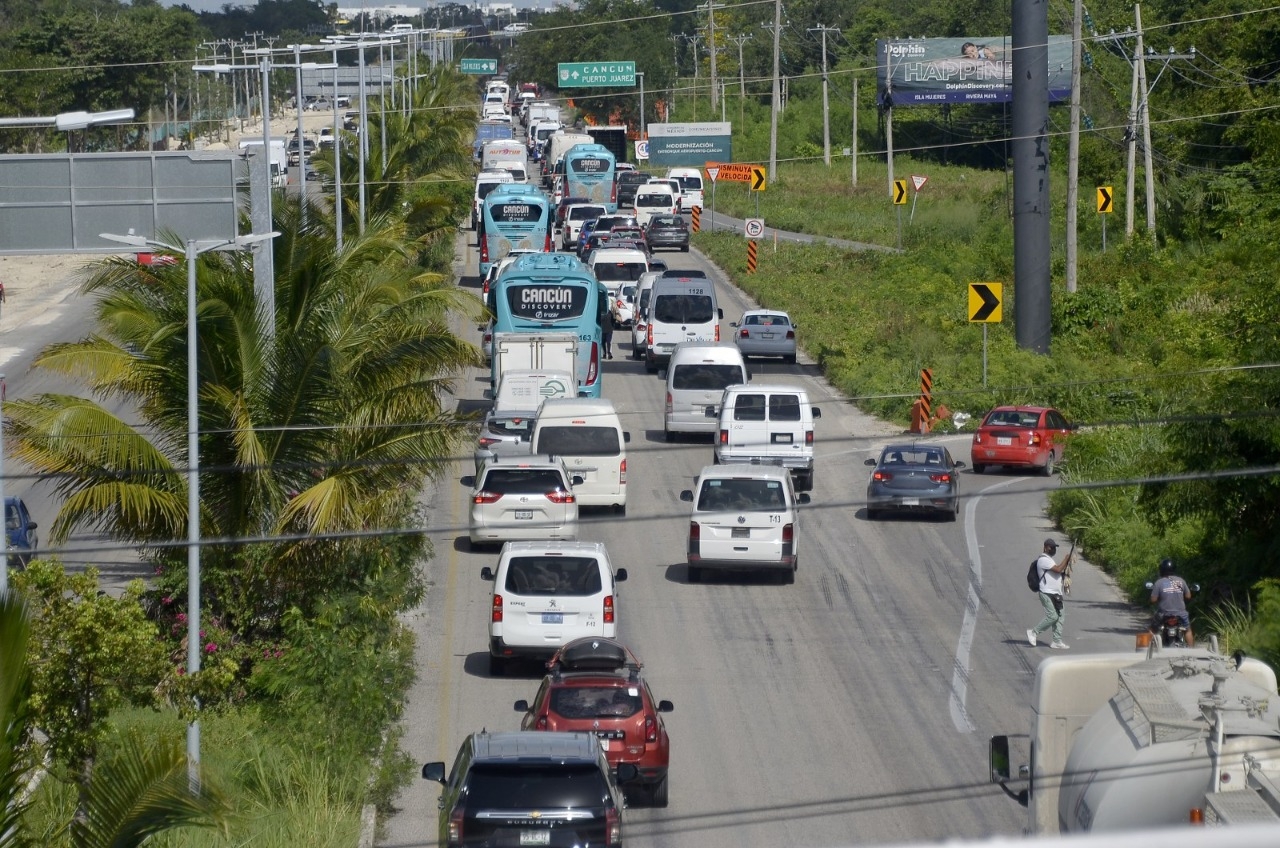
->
xmin=378 ymin=226 xmax=1146 ymax=848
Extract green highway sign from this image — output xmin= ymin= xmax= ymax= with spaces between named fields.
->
xmin=460 ymin=58 xmax=498 ymax=75
xmin=557 ymin=61 xmax=636 ymax=88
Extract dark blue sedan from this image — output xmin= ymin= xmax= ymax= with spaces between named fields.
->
xmin=864 ymin=444 xmax=964 ymax=521
xmin=5 ymin=496 xmax=38 ymax=568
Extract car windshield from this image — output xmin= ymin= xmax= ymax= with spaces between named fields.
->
xmin=745 ymin=313 xmax=789 ymax=327
xmin=675 ymin=176 xmax=702 ymax=189
xmin=880 ymin=448 xmax=946 ymax=466
xmin=485 ymin=416 xmax=532 ymax=437
xmin=985 ymin=410 xmax=1041 ymax=427
xmin=478 ymin=469 xmax=566 ymax=494
xmin=635 ymin=193 xmax=670 ymax=207
xmin=465 ymin=764 xmax=608 ymax=808
xmin=535 ymin=426 xmax=621 ymax=457
xmin=505 ymin=556 xmax=604 ymax=595
xmin=672 ymin=363 xmax=743 ymax=391
xmin=594 ymin=262 xmax=646 ymax=283
xmin=653 ymin=294 xmax=714 ymax=324
xmin=550 ymin=686 xmax=643 ymax=719
xmin=651 ymin=216 xmax=682 ymax=228
xmin=697 ymin=478 xmax=787 ymax=512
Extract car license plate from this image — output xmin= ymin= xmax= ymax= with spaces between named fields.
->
xmin=997 ymin=436 xmax=1012 ymax=446
xmin=761 ymin=332 xmax=775 ymax=339
xmin=902 ymin=498 xmax=920 ymax=506
xmin=514 ymin=510 xmax=534 ymax=520
xmin=732 ymin=527 xmax=750 ymax=538
xmin=771 ymin=433 xmax=793 ymax=443
xmin=542 ymin=613 xmax=563 ymax=624
xmin=521 ymin=831 xmax=551 ymax=846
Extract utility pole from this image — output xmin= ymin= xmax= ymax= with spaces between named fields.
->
xmin=702 ymin=2 xmax=725 ymax=110
xmin=682 ymin=34 xmax=703 ymax=117
xmin=1066 ymin=0 xmax=1083 ymax=292
xmin=808 ymin=24 xmax=839 ymax=166
xmin=851 ymin=76 xmax=858 ymax=187
xmin=728 ymin=33 xmax=752 ymax=99
xmin=767 ymin=0 xmax=781 ymax=182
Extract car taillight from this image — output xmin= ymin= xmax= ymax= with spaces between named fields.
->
xmin=544 ymin=232 xmax=551 ymax=252
xmin=1030 ymin=432 xmax=1043 ymax=445
xmin=448 ymin=808 xmax=464 ymax=845
xmin=873 ymin=470 xmax=893 ymax=482
xmin=619 ymin=457 xmax=627 ymax=484
xmin=606 ymin=807 xmax=621 ymax=846
xmin=587 ymin=343 xmax=599 ymax=384
xmin=665 ymin=391 xmax=673 ymax=414
xmin=782 ymin=523 xmax=794 ymax=543
xmin=688 ymin=521 xmax=700 ymax=558
xmin=782 ymin=523 xmax=795 ymax=561
xmin=645 ymin=715 xmax=658 ymax=743
xmin=480 ymin=239 xmax=488 ymax=264
xmin=478 ymin=436 xmax=500 ymax=448
xmin=739 ymin=327 xmax=750 ymax=338
xmin=719 ymin=429 xmax=728 ymax=445
xmin=929 ymin=472 xmax=952 ymax=483
xmin=473 ymin=491 xmax=502 ymax=504
xmin=646 ymin=323 xmax=653 ymax=345
xmin=973 ymin=432 xmax=984 ymax=444
xmin=546 ymin=490 xmax=575 ymax=504
xmin=714 ymin=324 xmax=720 ymax=342
xmin=805 ymin=430 xmax=814 ymax=446
xmin=534 ymin=714 xmax=548 ymax=730
xmin=491 ymin=594 xmax=503 ymax=622
xmin=603 ymin=594 xmax=615 ymax=623
xmin=786 ymin=330 xmax=795 ymax=340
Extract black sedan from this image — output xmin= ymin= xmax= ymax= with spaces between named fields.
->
xmin=644 ymin=214 xmax=690 ymax=252
xmin=864 ymin=444 xmax=964 ymax=521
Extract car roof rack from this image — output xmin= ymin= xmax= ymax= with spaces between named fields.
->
xmin=548 ymin=638 xmax=642 ymax=680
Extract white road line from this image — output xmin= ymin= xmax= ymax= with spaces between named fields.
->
xmin=950 ymin=476 xmax=1022 ymax=732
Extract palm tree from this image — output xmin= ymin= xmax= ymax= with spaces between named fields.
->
xmin=5 ymin=207 xmax=483 ymax=635
xmin=0 ymin=590 xmax=230 ymax=847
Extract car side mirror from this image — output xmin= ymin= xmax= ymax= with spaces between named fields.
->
xmin=27 ymin=521 xmax=37 ymax=530
xmin=657 ymin=700 xmax=674 ymax=712
xmin=481 ymin=567 xmax=495 ymax=581
xmin=514 ymin=700 xmax=529 ymax=712
xmin=623 ymin=432 xmax=631 ymax=443
xmin=989 ymin=735 xmax=1012 ymax=782
xmin=812 ymin=407 xmax=822 ymax=418
xmin=422 ymin=762 xmax=446 ymax=784
xmin=614 ymin=568 xmax=628 ymax=582
xmin=704 ymin=407 xmax=717 ymax=418
xmin=797 ymin=493 xmax=811 ymax=505
xmin=717 ymin=308 xmax=724 ymax=319
xmin=730 ymin=322 xmax=739 ymax=328
xmin=571 ymin=475 xmax=584 ymax=486
xmin=953 ymin=460 xmax=966 ymax=468
xmin=680 ymin=490 xmax=694 ymax=502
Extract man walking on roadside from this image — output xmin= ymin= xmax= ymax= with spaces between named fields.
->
xmin=1028 ymin=538 xmax=1073 ymax=649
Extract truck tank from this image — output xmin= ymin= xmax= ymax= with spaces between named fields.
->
xmin=1058 ymin=652 xmax=1280 ymax=832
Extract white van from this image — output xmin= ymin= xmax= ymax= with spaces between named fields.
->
xmin=713 ymin=384 xmax=822 ymax=491
xmin=632 ymin=185 xmax=679 ymax=228
xmin=629 ymin=271 xmax=662 ymax=359
xmin=666 ymin=167 xmax=705 ymax=211
xmin=473 ymin=169 xmax=515 ymax=230
xmin=531 ymin=398 xmax=630 ymax=511
xmin=479 ymin=540 xmax=628 ymax=676
xmin=664 ymin=343 xmax=749 ymax=441
xmin=645 ymin=275 xmax=723 ymax=372
xmin=496 ymin=160 xmax=528 ymax=183
xmin=588 ymin=247 xmax=649 ymax=293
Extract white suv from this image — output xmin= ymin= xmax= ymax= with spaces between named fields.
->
xmin=679 ymin=465 xmax=808 ymax=584
xmin=480 ymin=541 xmax=628 ymax=675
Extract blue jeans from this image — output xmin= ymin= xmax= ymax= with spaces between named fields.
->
xmin=1033 ymin=592 xmax=1065 ymax=642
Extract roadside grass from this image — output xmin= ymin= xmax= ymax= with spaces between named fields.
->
xmin=23 ymin=707 xmax=365 ymax=847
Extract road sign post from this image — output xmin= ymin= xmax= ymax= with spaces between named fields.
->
xmin=1097 ymin=186 xmax=1113 ymax=252
xmin=892 ymin=179 xmax=907 ymax=250
xmin=968 ymin=282 xmax=1003 ymax=387
xmin=909 ymin=174 xmax=927 ymax=223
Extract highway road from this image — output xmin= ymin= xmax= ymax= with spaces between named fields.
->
xmin=379 ymin=225 xmax=1147 ymax=847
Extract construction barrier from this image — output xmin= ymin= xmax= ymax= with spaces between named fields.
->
xmin=746 ymin=239 xmax=757 ymax=273
xmin=690 ymin=206 xmax=701 ymax=233
xmin=909 ymin=368 xmax=934 ymax=433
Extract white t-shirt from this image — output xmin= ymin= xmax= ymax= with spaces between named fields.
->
xmin=1036 ymin=553 xmax=1064 ymax=595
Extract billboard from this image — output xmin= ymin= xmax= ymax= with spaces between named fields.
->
xmin=646 ymin=122 xmax=731 ymax=168
xmin=876 ymin=37 xmax=1074 ymax=106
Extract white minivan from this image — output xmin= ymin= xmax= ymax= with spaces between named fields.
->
xmin=664 ymin=342 xmax=749 ymax=441
xmin=530 ymin=398 xmax=630 ymax=512
xmin=632 ymin=185 xmax=679 ymax=228
xmin=713 ymin=384 xmax=822 ymax=491
xmin=480 ymin=541 xmax=628 ymax=675
xmin=666 ymin=167 xmax=705 ymax=211
xmin=588 ymin=247 xmax=649 ymax=293
xmin=645 ymin=275 xmax=723 ymax=372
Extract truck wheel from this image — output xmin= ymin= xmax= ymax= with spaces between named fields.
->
xmin=488 ymin=655 xmax=506 ymax=677
xmin=686 ymin=565 xmax=702 ymax=584
xmin=779 ymin=564 xmax=796 ymax=585
xmin=644 ymin=358 xmax=656 ymax=374
xmin=972 ymin=463 xmax=987 ymax=475
xmin=649 ymin=775 xmax=669 ymax=807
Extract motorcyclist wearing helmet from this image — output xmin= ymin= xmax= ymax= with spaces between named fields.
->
xmin=1150 ymin=558 xmax=1193 ymax=646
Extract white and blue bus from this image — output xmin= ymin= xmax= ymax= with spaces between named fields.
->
xmin=479 ymin=183 xmax=553 ymax=276
xmin=491 ymin=252 xmax=609 ymax=398
xmin=563 ymin=143 xmax=617 ymax=213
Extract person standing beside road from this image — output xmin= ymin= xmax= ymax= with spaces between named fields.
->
xmin=601 ymin=319 xmax=614 ymax=360
xmin=1028 ymin=538 xmax=1073 ymax=649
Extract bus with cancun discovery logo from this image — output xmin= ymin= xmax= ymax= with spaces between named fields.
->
xmin=562 ymin=143 xmax=617 ymax=213
xmin=490 ymin=252 xmax=608 ymax=398
xmin=479 ymin=183 xmax=553 ymax=276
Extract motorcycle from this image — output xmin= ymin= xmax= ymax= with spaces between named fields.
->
xmin=1144 ymin=581 xmax=1200 ymax=647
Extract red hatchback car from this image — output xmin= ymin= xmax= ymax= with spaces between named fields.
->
xmin=971 ymin=405 xmax=1073 ymax=476
xmin=514 ymin=637 xmax=674 ymax=807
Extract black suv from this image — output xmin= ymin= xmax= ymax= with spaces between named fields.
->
xmin=614 ymin=171 xmax=652 ymax=208
xmin=424 ymin=731 xmax=636 ymax=847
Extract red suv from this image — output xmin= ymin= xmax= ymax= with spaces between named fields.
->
xmin=514 ymin=637 xmax=674 ymax=807
xmin=971 ymin=405 xmax=1073 ymax=476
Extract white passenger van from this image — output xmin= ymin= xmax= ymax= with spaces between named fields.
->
xmin=480 ymin=541 xmax=628 ymax=676
xmin=663 ymin=342 xmax=749 ymax=441
xmin=629 ymin=270 xmax=662 ymax=359
xmin=587 ymin=247 xmax=649 ymax=294
xmin=472 ymin=169 xmax=515 ymax=230
xmin=644 ymin=275 xmax=723 ymax=372
xmin=530 ymin=398 xmax=630 ymax=511
xmin=665 ymin=167 xmax=705 ymax=211
xmin=712 ymin=384 xmax=822 ymax=491
xmin=632 ymin=184 xmax=679 ymax=227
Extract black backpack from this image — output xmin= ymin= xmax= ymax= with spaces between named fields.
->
xmin=1026 ymin=559 xmax=1043 ymax=592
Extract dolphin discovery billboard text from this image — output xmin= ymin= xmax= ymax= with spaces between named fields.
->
xmin=876 ymin=37 xmax=1073 ymax=106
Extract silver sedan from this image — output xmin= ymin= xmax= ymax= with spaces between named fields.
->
xmin=732 ymin=310 xmax=797 ymax=362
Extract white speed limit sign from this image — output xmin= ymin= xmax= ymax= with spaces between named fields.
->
xmin=744 ymin=218 xmax=765 ymax=238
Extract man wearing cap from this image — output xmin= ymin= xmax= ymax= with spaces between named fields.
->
xmin=1028 ymin=538 xmax=1073 ymax=649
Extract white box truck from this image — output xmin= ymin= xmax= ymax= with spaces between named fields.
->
xmin=490 ymin=332 xmax=581 ymax=394
xmin=238 ymin=138 xmax=287 ymax=187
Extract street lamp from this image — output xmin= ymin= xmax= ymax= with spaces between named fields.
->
xmin=98 ymin=228 xmax=279 ymax=783
xmin=0 ymin=107 xmax=136 ymax=130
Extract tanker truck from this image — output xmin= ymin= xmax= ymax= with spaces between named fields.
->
xmin=990 ymin=645 xmax=1280 ymax=833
